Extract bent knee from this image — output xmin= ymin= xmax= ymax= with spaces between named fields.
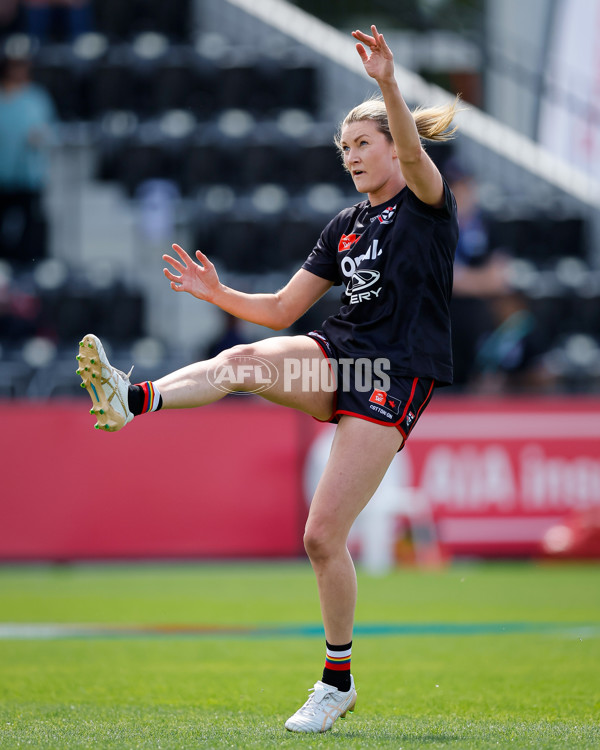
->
xmin=212 ymin=343 xmax=264 ymax=392
xmin=304 ymin=522 xmax=343 ymax=562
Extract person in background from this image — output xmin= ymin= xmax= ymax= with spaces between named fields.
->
xmin=472 ymin=289 xmax=541 ymax=392
xmin=445 ymin=160 xmax=511 ymax=387
xmin=0 ymin=36 xmax=56 ymax=264
xmin=447 ymin=160 xmax=552 ymax=393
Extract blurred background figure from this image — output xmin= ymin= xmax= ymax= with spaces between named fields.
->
xmin=0 ymin=35 xmax=56 ymax=265
xmin=22 ymin=0 xmax=93 ymax=43
xmin=472 ymin=289 xmax=555 ymax=394
xmin=445 ymin=159 xmax=511 ymax=388
xmin=446 ymin=159 xmax=556 ymax=393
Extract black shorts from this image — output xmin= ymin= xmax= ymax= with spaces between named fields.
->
xmin=306 ymin=330 xmax=435 ymax=449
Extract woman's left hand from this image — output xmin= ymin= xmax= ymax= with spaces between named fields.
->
xmin=162 ymin=244 xmax=221 ymax=302
xmin=352 ymin=25 xmax=395 ymax=84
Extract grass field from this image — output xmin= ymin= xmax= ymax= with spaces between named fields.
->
xmin=0 ymin=561 xmax=599 ymax=749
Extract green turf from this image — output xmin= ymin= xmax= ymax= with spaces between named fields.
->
xmin=0 ymin=561 xmax=599 ymax=749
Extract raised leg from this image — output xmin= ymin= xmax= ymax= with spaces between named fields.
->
xmin=155 ymin=335 xmax=335 ymax=421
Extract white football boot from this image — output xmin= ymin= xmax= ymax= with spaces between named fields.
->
xmin=285 ymin=676 xmax=356 ymax=733
xmin=77 ymin=333 xmax=134 ymax=432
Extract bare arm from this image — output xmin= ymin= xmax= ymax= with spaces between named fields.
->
xmin=352 ymin=25 xmax=445 ymax=208
xmin=163 ymin=244 xmax=333 ymax=331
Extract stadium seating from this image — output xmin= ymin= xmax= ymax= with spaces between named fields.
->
xmin=488 ymin=214 xmax=586 ymax=264
xmin=32 ymin=44 xmax=81 ymax=121
xmin=92 ymin=0 xmax=192 ymax=42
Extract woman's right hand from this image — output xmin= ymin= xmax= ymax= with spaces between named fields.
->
xmin=352 ymin=25 xmax=395 ymax=85
xmin=162 ymin=244 xmax=221 ymax=302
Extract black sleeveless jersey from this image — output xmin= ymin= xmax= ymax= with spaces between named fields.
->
xmin=302 ymin=181 xmax=458 ymax=385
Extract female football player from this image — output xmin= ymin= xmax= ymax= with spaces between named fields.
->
xmin=77 ymin=25 xmax=460 ymax=733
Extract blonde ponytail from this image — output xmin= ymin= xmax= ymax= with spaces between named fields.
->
xmin=335 ymin=94 xmax=464 ymax=152
xmin=412 ymin=97 xmax=464 ymax=142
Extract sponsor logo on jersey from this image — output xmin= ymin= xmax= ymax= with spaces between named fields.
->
xmin=369 ymin=389 xmax=387 ymax=406
xmin=348 ymin=269 xmax=380 ymax=292
xmin=346 ymin=269 xmax=382 ymax=303
xmin=340 ymin=239 xmax=383 ymax=278
xmin=405 ymin=410 xmax=416 ymax=426
xmin=384 ymin=394 xmax=402 ymax=415
xmin=371 ymin=204 xmax=397 ymax=225
xmin=338 ymin=233 xmax=360 ymax=253
xmin=369 ymin=389 xmax=402 ymax=415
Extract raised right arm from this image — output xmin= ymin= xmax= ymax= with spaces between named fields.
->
xmin=163 ymin=244 xmax=333 ymax=331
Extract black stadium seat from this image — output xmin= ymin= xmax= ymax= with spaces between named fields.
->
xmin=299 ymin=142 xmax=349 ymax=188
xmin=32 ymin=45 xmax=80 ymax=120
xmin=146 ymin=0 xmax=192 ymax=41
xmin=92 ymin=0 xmax=137 ymax=40
xmin=488 ymin=215 xmax=586 ymax=264
xmin=214 ymin=59 xmax=265 ymax=112
xmin=114 ymin=139 xmax=172 ymax=196
xmin=194 ymin=215 xmax=272 ymax=273
xmin=93 ymin=0 xmax=192 ymax=41
xmin=238 ymin=141 xmax=291 ymax=188
xmin=177 ymin=136 xmax=236 ymax=195
xmin=276 ymin=214 xmax=323 ymax=267
xmin=277 ymin=61 xmax=319 ymax=113
xmin=84 ymin=48 xmax=136 ymax=117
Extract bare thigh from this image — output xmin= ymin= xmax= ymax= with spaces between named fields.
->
xmin=306 ymin=415 xmax=405 ymax=545
xmin=223 ymin=334 xmax=335 ymax=421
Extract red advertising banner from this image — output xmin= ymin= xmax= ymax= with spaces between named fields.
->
xmin=0 ymin=400 xmax=308 ymax=560
xmin=1 ymin=397 xmax=600 ymax=560
xmin=401 ymin=397 xmax=600 ymax=556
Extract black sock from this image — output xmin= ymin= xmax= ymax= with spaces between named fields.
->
xmin=128 ymin=385 xmax=145 ymax=416
xmin=322 ymin=640 xmax=352 ymax=692
xmin=128 ymin=384 xmax=163 ymax=416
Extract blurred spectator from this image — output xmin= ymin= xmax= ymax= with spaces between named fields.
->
xmin=446 ymin=160 xmax=554 ymax=394
xmin=473 ymin=290 xmax=554 ymax=394
xmin=445 ymin=160 xmax=511 ymax=388
xmin=22 ymin=0 xmax=92 ymax=43
xmin=0 ymin=35 xmax=56 ymax=264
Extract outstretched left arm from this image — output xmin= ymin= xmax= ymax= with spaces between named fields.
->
xmin=353 ymin=25 xmax=445 ymax=208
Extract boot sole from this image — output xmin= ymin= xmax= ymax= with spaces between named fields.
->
xmin=77 ymin=334 xmax=126 ymax=432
